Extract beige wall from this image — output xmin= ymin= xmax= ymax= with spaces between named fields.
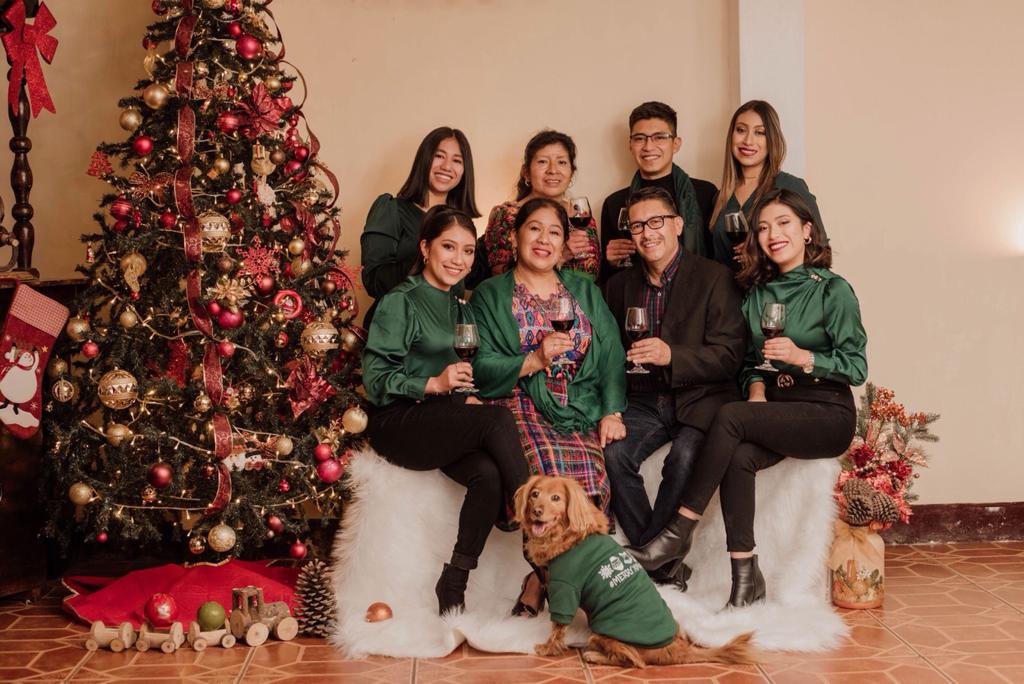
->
xmin=806 ymin=0 xmax=1024 ymax=504
xmin=9 ymin=1 xmax=1022 ymax=505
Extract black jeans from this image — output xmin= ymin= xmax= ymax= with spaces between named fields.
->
xmin=367 ymin=396 xmax=529 ymax=568
xmin=678 ymin=381 xmax=856 ymax=552
xmin=604 ymin=393 xmax=705 ymax=546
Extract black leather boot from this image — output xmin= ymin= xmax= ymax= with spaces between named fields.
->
xmin=727 ymin=555 xmax=766 ymax=608
xmin=625 ymin=513 xmax=699 ymax=575
xmin=435 ymin=563 xmax=470 ymax=615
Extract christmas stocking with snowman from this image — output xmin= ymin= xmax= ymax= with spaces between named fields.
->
xmin=0 ymin=284 xmax=68 ymax=439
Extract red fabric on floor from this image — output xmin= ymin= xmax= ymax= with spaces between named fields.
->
xmin=62 ymin=559 xmax=300 ymax=628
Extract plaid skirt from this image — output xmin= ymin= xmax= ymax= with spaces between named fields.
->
xmin=490 ymin=376 xmax=610 ymax=514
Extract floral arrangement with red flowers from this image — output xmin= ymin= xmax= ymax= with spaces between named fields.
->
xmin=835 ymin=384 xmax=940 ymax=530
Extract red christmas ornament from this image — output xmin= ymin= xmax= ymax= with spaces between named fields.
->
xmin=278 ymin=214 xmax=297 ymax=233
xmin=110 ymin=196 xmax=133 ymax=220
xmin=235 ymin=34 xmax=262 ymax=60
xmin=145 ymin=593 xmax=178 ymax=628
xmin=201 ymin=463 xmax=216 ymax=479
xmin=159 ymin=210 xmax=176 ymax=229
xmin=289 ymin=541 xmax=307 ymax=560
xmin=96 ymin=531 xmax=109 ymax=543
xmin=227 ymin=21 xmax=243 ymax=38
xmin=288 ymin=115 xmax=299 ymax=127
xmin=282 ymin=80 xmax=293 ymax=92
xmin=147 ymin=462 xmax=173 ymax=489
xmin=216 ymin=111 xmax=242 ymax=134
xmin=142 ymin=36 xmax=158 ymax=50
xmin=130 ymin=292 xmax=141 ymax=301
xmin=274 ymin=331 xmax=289 ymax=348
xmin=261 ymin=213 xmax=273 ymax=227
xmin=292 ymin=145 xmax=309 ymax=161
xmin=218 ymin=308 xmax=245 ymax=329
xmin=317 ymin=458 xmax=343 ymax=483
xmin=112 ymin=219 xmax=128 ymax=233
xmin=225 ymin=0 xmax=241 ymax=14
xmin=82 ymin=340 xmax=100 ymax=358
xmin=218 ymin=340 xmax=236 ymax=357
xmin=207 ymin=301 xmax=223 ymax=317
xmin=266 ymin=515 xmax=285 ymax=534
xmin=284 ymin=159 xmax=303 ymax=177
xmin=151 ymin=0 xmax=167 ymax=15
xmin=225 ymin=188 xmax=243 ymax=205
xmin=313 ymin=443 xmax=333 ymax=462
xmin=272 ymin=290 xmax=303 ymax=319
xmin=255 ymin=274 xmax=277 ymax=296
xmin=277 ymin=478 xmax=290 ymax=493
xmin=132 ymin=136 xmax=154 ymax=156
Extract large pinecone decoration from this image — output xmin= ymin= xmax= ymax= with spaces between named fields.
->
xmin=843 ymin=477 xmax=875 ymax=500
xmin=295 ymin=559 xmax=336 ymax=638
xmin=844 ymin=495 xmax=873 ymax=526
xmin=871 ymin=492 xmax=900 ymax=525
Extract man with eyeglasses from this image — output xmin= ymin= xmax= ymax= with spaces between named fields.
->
xmin=604 ymin=186 xmax=745 ymax=588
xmin=598 ymin=101 xmax=718 ymax=285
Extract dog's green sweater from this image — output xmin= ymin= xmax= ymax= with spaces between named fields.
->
xmin=547 ymin=533 xmax=677 ymax=648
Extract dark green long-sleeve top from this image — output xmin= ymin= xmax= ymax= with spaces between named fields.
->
xmin=361 ymin=274 xmax=459 ymax=407
xmin=470 ymin=270 xmax=627 ymax=434
xmin=360 ymin=194 xmax=424 ymax=300
xmin=742 ymin=265 xmax=868 ymax=392
xmin=710 ymin=172 xmax=826 ymax=268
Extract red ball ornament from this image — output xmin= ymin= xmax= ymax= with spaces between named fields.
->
xmin=226 ymin=0 xmax=241 ymax=13
xmin=278 ymin=214 xmax=297 ymax=233
xmin=216 ymin=111 xmax=242 ymax=134
xmin=261 ymin=213 xmax=273 ymax=227
xmin=274 ymin=331 xmax=289 ymax=348
xmin=288 ymin=115 xmax=299 ymax=126
xmin=227 ymin=21 xmax=243 ymax=38
xmin=132 ymin=136 xmax=154 ymax=156
xmin=130 ymin=292 xmax=141 ymax=301
xmin=289 ymin=541 xmax=307 ymax=560
xmin=112 ymin=219 xmax=128 ymax=233
xmin=218 ymin=308 xmax=245 ymax=329
xmin=207 ymin=301 xmax=223 ymax=317
xmin=317 ymin=458 xmax=343 ymax=483
xmin=142 ymin=36 xmax=158 ymax=50
xmin=282 ymin=80 xmax=293 ymax=92
xmin=147 ymin=461 xmax=173 ymax=489
xmin=110 ymin=196 xmax=133 ymax=220
xmin=235 ymin=34 xmax=263 ymax=60
xmin=151 ymin=0 xmax=167 ymax=15
xmin=218 ymin=340 xmax=236 ymax=357
xmin=277 ymin=478 xmax=290 ymax=493
xmin=293 ymin=145 xmax=309 ymax=161
xmin=266 ymin=515 xmax=285 ymax=534
xmin=313 ymin=443 xmax=334 ymax=462
xmin=255 ymin=274 xmax=277 ymax=296
xmin=159 ymin=210 xmax=177 ymax=229
xmin=225 ymin=188 xmax=243 ymax=205
xmin=145 ymin=593 xmax=179 ymax=628
xmin=82 ymin=340 xmax=100 ymax=358
xmin=96 ymin=531 xmax=109 ymax=543
xmin=284 ymin=159 xmax=303 ymax=177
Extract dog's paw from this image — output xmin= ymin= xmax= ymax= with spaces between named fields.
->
xmin=582 ymin=649 xmax=612 ymax=665
xmin=534 ymin=642 xmax=567 ymax=657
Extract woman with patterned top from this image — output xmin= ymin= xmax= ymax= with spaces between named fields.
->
xmin=483 ymin=130 xmax=600 ymax=278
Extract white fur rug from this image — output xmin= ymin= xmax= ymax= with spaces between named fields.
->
xmin=330 ymin=447 xmax=847 ymax=658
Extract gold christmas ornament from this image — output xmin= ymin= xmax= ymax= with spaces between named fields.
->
xmin=301 ymin=179 xmax=328 ymax=206
xmin=51 ymin=378 xmax=76 ymax=402
xmin=290 ymin=257 xmax=313 ymax=278
xmin=118 ymin=309 xmax=139 ymax=329
xmin=47 ymin=358 xmax=68 ymax=379
xmin=271 ymin=309 xmax=287 ymax=324
xmin=189 ymin=535 xmax=207 ymax=555
xmin=198 ymin=211 xmax=231 ymax=252
xmin=300 ymin=321 xmax=339 ymax=356
xmin=141 ymin=485 xmax=158 ymax=503
xmin=342 ymin=406 xmax=368 ymax=434
xmin=194 ymin=393 xmax=213 ymax=413
xmin=264 ymin=75 xmax=282 ymax=91
xmin=250 ymin=142 xmax=276 ymax=176
xmin=287 ymin=237 xmax=305 ymax=256
xmin=274 ymin=435 xmax=293 ymax=456
xmin=105 ymin=423 xmax=134 ymax=447
xmin=142 ymin=82 xmax=170 ymax=109
xmin=119 ymin=107 xmax=143 ymax=132
xmin=120 ymin=252 xmax=148 ymax=294
xmin=69 ymin=482 xmax=94 ymax=506
xmin=365 ymin=602 xmax=393 ymax=622
xmin=97 ymin=369 xmax=139 ymax=410
xmin=212 ymin=156 xmax=231 ymax=175
xmin=66 ymin=316 xmax=90 ymax=342
xmin=202 ymin=0 xmax=226 ymax=8
xmin=269 ymin=149 xmax=287 ymax=165
xmin=340 ymin=328 xmax=360 ymax=353
xmin=194 ymin=61 xmax=209 ymax=78
xmin=207 ymin=523 xmax=236 ymax=553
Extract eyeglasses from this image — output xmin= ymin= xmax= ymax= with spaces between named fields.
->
xmin=626 ymin=215 xmax=676 ymax=235
xmin=629 ymin=132 xmax=675 ymax=145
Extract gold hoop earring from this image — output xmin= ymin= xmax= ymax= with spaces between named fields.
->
xmin=804 ymin=235 xmax=812 ymax=245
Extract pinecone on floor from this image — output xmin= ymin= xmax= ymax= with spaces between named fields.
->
xmin=295 ymin=558 xmax=336 ymax=638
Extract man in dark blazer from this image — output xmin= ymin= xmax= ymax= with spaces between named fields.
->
xmin=604 ymin=186 xmax=746 ymax=586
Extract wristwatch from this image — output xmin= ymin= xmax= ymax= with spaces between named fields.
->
xmin=802 ymin=352 xmax=815 ymax=374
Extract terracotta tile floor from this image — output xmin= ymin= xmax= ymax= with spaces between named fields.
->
xmin=1 ymin=542 xmax=1022 ymax=683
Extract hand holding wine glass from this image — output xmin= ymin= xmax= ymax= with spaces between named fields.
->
xmin=754 ymin=302 xmax=785 ymax=372
xmin=547 ymin=294 xmax=576 ymax=366
xmin=625 ymin=306 xmax=651 ymax=374
xmin=452 ymin=305 xmax=480 ymax=393
xmin=724 ymin=211 xmax=749 ymax=260
xmin=613 ymin=207 xmax=635 ymax=268
xmin=568 ymin=197 xmax=593 ymax=259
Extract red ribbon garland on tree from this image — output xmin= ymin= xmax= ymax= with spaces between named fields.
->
xmin=1 ymin=0 xmax=57 ymax=117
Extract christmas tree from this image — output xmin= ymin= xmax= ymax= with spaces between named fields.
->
xmin=41 ymin=0 xmax=365 ymax=560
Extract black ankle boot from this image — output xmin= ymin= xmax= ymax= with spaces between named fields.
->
xmin=625 ymin=513 xmax=699 ymax=574
xmin=727 ymin=555 xmax=766 ymax=608
xmin=435 ymin=563 xmax=470 ymax=615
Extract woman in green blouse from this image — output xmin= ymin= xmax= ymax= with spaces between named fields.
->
xmin=628 ymin=188 xmax=866 ymax=608
xmin=360 ymin=127 xmax=487 ymax=328
xmin=362 ymin=206 xmax=528 ymax=616
xmin=707 ymin=101 xmax=826 ymax=269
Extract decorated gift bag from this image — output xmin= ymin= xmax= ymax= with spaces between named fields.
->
xmin=829 ymin=519 xmax=885 ymax=609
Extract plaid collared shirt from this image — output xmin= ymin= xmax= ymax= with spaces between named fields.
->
xmin=629 ymin=247 xmax=683 ymax=394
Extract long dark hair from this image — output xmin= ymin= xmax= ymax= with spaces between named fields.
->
xmin=515 ymin=130 xmax=578 ymax=201
xmin=397 ymin=127 xmax=480 ymax=218
xmin=736 ymin=188 xmax=831 ymax=289
xmin=410 ymin=205 xmax=477 ymax=275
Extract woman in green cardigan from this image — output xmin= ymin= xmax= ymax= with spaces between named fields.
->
xmin=362 ymin=206 xmax=528 ymax=616
xmin=628 ymin=188 xmax=867 ymax=608
xmin=471 ymin=197 xmax=627 ymax=615
xmin=707 ymin=100 xmax=827 ymax=269
xmin=360 ymin=127 xmax=488 ymax=328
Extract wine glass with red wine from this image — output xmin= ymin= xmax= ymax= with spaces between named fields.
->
xmin=617 ymin=207 xmax=633 ymax=268
xmin=755 ymin=302 xmax=785 ymax=372
xmin=453 ymin=304 xmax=480 ymax=393
xmin=625 ymin=306 xmax=651 ymax=375
xmin=547 ymin=294 xmax=575 ymax=366
xmin=569 ymin=197 xmax=592 ymax=259
xmin=724 ymin=212 xmax=749 ymax=248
